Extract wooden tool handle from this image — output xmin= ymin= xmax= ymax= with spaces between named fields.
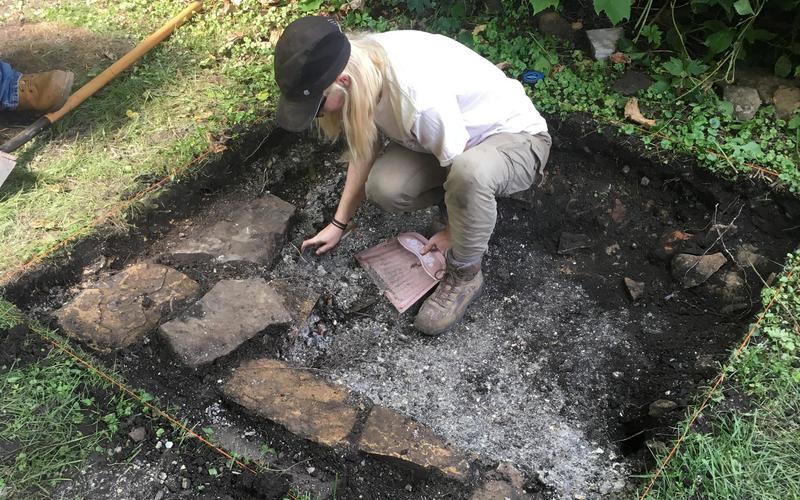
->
xmin=45 ymin=1 xmax=203 ymax=123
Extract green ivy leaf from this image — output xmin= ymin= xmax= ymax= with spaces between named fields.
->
xmin=775 ymin=55 xmax=792 ymax=78
xmin=593 ymin=0 xmax=631 ymax=25
xmin=740 ymin=141 xmax=763 ymax=158
xmin=649 ymin=79 xmax=670 ymax=94
xmin=744 ymin=28 xmax=777 ymax=43
xmin=718 ymin=100 xmax=734 ymax=116
xmin=733 ymin=0 xmax=754 ymax=15
xmin=297 ymin=0 xmax=323 ymax=12
xmin=705 ymin=30 xmax=734 ymax=55
xmin=788 ymin=114 xmax=800 ymax=130
xmin=530 ymin=0 xmax=559 ymax=14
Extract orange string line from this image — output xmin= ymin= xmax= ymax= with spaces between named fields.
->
xmin=639 ymin=271 xmax=793 ymax=499
xmin=31 ymin=327 xmax=259 ymax=475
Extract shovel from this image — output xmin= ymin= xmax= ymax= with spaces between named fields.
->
xmin=0 ymin=1 xmax=203 ymax=189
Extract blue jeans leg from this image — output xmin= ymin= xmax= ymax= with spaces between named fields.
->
xmin=0 ymin=60 xmax=22 ymax=111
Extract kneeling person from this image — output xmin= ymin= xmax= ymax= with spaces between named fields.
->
xmin=274 ymin=17 xmax=551 ymax=335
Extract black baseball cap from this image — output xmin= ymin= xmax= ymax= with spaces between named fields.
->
xmin=274 ymin=16 xmax=351 ymax=132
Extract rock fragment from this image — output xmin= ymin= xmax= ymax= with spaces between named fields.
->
xmin=223 ymin=358 xmax=357 ymax=447
xmin=648 ymin=399 xmax=678 ymax=418
xmin=537 ymin=11 xmax=572 ymax=42
xmin=586 ymin=28 xmax=623 ymax=60
xmin=358 ymin=406 xmax=470 ymax=481
xmin=167 ymin=194 xmax=295 ymax=266
xmin=671 ymin=253 xmax=727 ymax=288
xmin=652 ymin=230 xmax=693 ymax=261
xmin=558 ymin=232 xmax=592 ymax=255
xmin=773 ymin=86 xmax=800 ymax=120
xmin=723 ymin=85 xmax=762 ymax=121
xmin=55 ymin=262 xmax=200 ymax=351
xmin=159 ymin=279 xmax=291 ymax=367
xmin=623 ymin=277 xmax=645 ymax=301
xmin=612 ymin=70 xmax=653 ymax=96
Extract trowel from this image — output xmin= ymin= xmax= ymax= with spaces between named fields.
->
xmin=0 ymin=1 xmax=203 ymax=189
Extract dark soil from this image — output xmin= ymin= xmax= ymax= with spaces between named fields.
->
xmin=2 ymin=112 xmax=798 ymax=499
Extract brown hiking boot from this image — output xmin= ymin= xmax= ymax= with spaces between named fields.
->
xmin=413 ymin=255 xmax=484 ymax=336
xmin=16 ymin=70 xmax=74 ymax=112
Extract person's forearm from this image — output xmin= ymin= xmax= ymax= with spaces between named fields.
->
xmin=334 ymin=158 xmax=372 ymax=222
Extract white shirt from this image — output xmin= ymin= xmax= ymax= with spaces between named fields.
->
xmin=370 ymin=30 xmax=547 ymax=166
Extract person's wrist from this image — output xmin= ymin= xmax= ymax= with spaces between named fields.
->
xmin=330 ymin=216 xmax=348 ymax=231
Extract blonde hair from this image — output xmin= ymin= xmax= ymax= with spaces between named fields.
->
xmin=317 ymin=36 xmax=386 ymax=165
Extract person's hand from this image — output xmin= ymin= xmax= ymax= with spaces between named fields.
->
xmin=301 ymin=223 xmax=345 ymax=255
xmin=421 ymin=226 xmax=451 ymax=255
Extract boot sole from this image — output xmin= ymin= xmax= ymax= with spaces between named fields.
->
xmin=415 ymin=280 xmax=485 ymax=337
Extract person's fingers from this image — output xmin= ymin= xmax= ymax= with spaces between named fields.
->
xmin=421 ymin=241 xmax=435 ymax=255
xmin=316 ymin=240 xmax=335 ymax=255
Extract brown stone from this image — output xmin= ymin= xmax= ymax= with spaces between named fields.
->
xmin=223 ymin=358 xmax=357 ymax=447
xmin=610 ymin=198 xmax=627 ymax=224
xmin=358 ymin=406 xmax=470 ymax=481
xmin=652 ymin=230 xmax=693 ymax=261
xmin=671 ymin=253 xmax=727 ymax=288
xmin=471 ymin=480 xmax=533 ymax=500
xmin=471 ymin=463 xmax=532 ymax=499
xmin=168 ymin=194 xmax=295 ymax=266
xmin=270 ymin=279 xmax=320 ymax=330
xmin=55 ymin=262 xmax=200 ymax=351
xmin=159 ymin=279 xmax=291 ymax=367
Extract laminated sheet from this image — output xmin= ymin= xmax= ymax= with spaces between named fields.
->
xmin=356 ymin=232 xmax=446 ymax=313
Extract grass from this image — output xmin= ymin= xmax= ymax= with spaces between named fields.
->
xmin=0 ymin=302 xmax=131 ymax=498
xmin=0 ymin=0 xmax=301 ymax=276
xmin=645 ymin=252 xmax=800 ymax=499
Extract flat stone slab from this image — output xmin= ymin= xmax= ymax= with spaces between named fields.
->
xmin=223 ymin=358 xmax=358 ymax=447
xmin=358 ymin=406 xmax=470 ymax=481
xmin=671 ymin=252 xmax=727 ymax=288
xmin=169 ymin=194 xmax=295 ymax=265
xmin=159 ymin=279 xmax=291 ymax=367
xmin=55 ymin=262 xmax=200 ymax=351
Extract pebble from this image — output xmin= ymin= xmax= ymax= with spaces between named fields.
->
xmin=181 ymin=478 xmax=190 ymax=490
xmin=622 ymin=165 xmax=630 ymax=174
xmin=307 ymin=466 xmax=316 ymax=474
xmin=165 ymin=441 xmax=174 ymax=450
xmin=640 ymin=176 xmax=650 ymax=186
xmin=114 ymin=446 xmax=122 ymax=454
xmin=405 ymin=484 xmax=413 ymax=492
xmin=128 ymin=427 xmax=146 ymax=442
xmin=159 ymin=471 xmax=168 ymax=482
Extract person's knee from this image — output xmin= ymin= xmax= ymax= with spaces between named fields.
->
xmin=445 ymin=154 xmax=493 ymax=195
xmin=365 ymin=174 xmax=408 ymax=213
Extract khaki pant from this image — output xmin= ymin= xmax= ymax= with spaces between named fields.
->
xmin=365 ymin=131 xmax=552 ymax=263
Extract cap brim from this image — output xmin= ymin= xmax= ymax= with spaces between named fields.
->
xmin=277 ymin=93 xmax=324 ymax=132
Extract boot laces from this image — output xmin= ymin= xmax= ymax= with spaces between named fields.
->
xmin=432 ymin=266 xmax=466 ymax=307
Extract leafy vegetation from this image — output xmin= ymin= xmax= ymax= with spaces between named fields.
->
xmin=645 ymin=252 xmax=800 ymax=498
xmin=341 ymin=1 xmax=800 ymax=192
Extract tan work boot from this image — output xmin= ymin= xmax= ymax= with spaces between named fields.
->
xmin=414 ymin=254 xmax=484 ymax=336
xmin=16 ymin=70 xmax=74 ymax=112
